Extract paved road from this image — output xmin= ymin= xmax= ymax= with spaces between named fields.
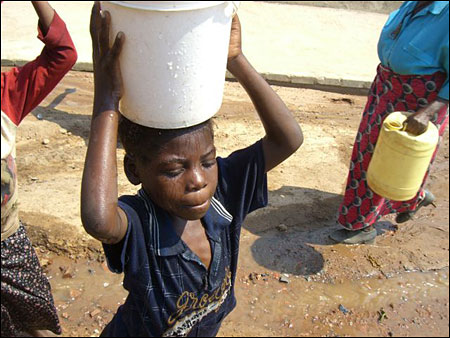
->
xmin=1 ymin=1 xmax=394 ymax=92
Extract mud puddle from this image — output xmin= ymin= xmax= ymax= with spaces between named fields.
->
xmin=41 ymin=256 xmax=127 ymax=337
xmin=221 ymin=267 xmax=449 ymax=337
xmin=40 ymin=251 xmax=448 ymax=337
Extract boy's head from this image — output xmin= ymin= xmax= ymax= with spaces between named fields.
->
xmin=119 ymin=116 xmax=217 ymax=220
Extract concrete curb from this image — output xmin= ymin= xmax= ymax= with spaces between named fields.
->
xmin=2 ymin=59 xmax=372 ymax=95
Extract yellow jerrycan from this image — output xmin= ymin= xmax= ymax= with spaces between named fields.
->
xmin=367 ymin=111 xmax=439 ymax=201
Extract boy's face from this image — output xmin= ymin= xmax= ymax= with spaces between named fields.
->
xmin=131 ymin=127 xmax=218 ymax=220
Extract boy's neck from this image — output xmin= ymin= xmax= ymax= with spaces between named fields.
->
xmin=171 ymin=217 xmax=203 ymax=238
xmin=171 ymin=217 xmax=212 ymax=270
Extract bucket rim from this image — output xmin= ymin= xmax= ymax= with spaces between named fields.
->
xmin=103 ymin=1 xmax=229 ymax=11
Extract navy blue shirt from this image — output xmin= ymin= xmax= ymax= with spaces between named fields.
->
xmin=101 ymin=140 xmax=268 ymax=337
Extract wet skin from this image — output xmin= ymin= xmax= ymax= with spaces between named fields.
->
xmin=126 ymin=128 xmax=218 ymax=269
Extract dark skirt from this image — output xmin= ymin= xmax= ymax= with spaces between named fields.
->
xmin=1 ymin=224 xmax=61 ymax=336
xmin=338 ymin=64 xmax=448 ymax=230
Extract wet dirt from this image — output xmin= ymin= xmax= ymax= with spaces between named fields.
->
xmin=6 ymin=67 xmax=449 ymax=337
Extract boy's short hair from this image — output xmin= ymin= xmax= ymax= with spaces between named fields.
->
xmin=118 ymin=115 xmax=214 ymax=161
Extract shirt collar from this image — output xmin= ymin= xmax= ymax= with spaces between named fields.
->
xmin=412 ymin=1 xmax=448 ymax=17
xmin=138 ymin=189 xmax=233 ymax=257
xmin=428 ymin=1 xmax=448 ymax=15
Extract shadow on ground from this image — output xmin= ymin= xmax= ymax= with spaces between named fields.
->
xmin=243 ymin=185 xmax=396 ymax=276
xmin=31 ymin=88 xmax=93 ymax=143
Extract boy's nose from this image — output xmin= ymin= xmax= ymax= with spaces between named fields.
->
xmin=186 ymin=167 xmax=207 ymax=192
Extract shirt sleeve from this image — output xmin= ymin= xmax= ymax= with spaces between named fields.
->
xmin=102 ymin=200 xmax=136 ymax=274
xmin=1 ymin=11 xmax=77 ymax=126
xmin=215 ymin=140 xmax=268 ymax=224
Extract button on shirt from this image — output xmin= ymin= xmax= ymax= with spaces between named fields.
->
xmin=102 ymin=140 xmax=268 ymax=337
xmin=377 ymin=1 xmax=449 ymax=100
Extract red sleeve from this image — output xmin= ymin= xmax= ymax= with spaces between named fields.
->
xmin=1 ymin=11 xmax=77 ymax=126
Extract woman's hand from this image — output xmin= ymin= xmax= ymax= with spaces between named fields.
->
xmin=227 ymin=14 xmax=243 ymax=69
xmin=90 ymin=1 xmax=125 ymax=114
xmin=404 ymin=111 xmax=430 ymax=135
xmin=404 ymin=98 xmax=448 ymax=135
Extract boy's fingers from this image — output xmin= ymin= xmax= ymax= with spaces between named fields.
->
xmin=99 ymin=10 xmax=111 ymax=56
xmin=232 ymin=14 xmax=240 ymax=26
xmin=110 ymin=32 xmax=125 ymax=59
xmin=90 ymin=2 xmax=101 ymax=60
xmin=90 ymin=1 xmax=100 ymax=37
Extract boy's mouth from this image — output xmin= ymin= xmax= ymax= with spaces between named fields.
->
xmin=182 ymin=199 xmax=210 ymax=212
xmin=184 ymin=200 xmax=209 ymax=208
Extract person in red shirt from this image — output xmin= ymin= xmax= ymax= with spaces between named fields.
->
xmin=1 ymin=2 xmax=77 ymax=336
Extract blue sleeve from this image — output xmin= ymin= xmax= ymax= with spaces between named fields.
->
xmin=215 ymin=140 xmax=268 ymax=224
xmin=102 ymin=200 xmax=142 ymax=274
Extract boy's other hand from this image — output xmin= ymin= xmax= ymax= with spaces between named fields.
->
xmin=90 ymin=1 xmax=125 ymax=113
xmin=227 ymin=15 xmax=242 ymax=67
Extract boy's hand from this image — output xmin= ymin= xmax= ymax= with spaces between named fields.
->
xmin=227 ymin=15 xmax=243 ymax=67
xmin=90 ymin=1 xmax=125 ymax=113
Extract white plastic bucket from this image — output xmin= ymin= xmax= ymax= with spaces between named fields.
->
xmin=100 ymin=1 xmax=238 ymax=129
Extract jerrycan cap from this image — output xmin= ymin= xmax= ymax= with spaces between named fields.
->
xmin=383 ymin=111 xmax=412 ymax=131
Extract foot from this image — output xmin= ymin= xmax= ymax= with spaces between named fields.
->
xmin=396 ymin=190 xmax=436 ymax=224
xmin=329 ymin=226 xmax=377 ymax=245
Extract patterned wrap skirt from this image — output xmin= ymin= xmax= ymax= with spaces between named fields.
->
xmin=1 ymin=224 xmax=61 ymax=336
xmin=338 ymin=64 xmax=448 ymax=230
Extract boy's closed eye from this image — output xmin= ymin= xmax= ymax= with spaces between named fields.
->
xmin=158 ymin=159 xmax=185 ymax=178
xmin=159 ymin=147 xmax=216 ymax=174
xmin=162 ymin=167 xmax=185 ymax=178
xmin=160 ymin=158 xmax=217 ymax=178
xmin=202 ymin=159 xmax=217 ymax=169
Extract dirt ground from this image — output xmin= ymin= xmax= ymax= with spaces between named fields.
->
xmin=7 ymin=67 xmax=449 ymax=337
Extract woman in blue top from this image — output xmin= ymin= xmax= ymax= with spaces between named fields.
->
xmin=331 ymin=1 xmax=449 ymax=244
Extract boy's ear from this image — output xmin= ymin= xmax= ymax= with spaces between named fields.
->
xmin=124 ymin=154 xmax=141 ymax=186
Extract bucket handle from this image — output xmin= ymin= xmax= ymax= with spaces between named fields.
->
xmin=231 ymin=1 xmax=240 ymax=16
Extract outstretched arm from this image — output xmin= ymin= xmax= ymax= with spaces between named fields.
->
xmin=81 ymin=2 xmax=127 ymax=244
xmin=226 ymin=16 xmax=303 ymax=172
xmin=1 ymin=1 xmax=77 ymax=124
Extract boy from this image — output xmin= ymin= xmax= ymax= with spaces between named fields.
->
xmin=1 ymin=1 xmax=77 ymax=336
xmin=81 ymin=2 xmax=302 ymax=336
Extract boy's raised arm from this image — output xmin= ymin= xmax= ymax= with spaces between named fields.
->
xmin=226 ymin=16 xmax=303 ymax=172
xmin=81 ymin=2 xmax=127 ymax=245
